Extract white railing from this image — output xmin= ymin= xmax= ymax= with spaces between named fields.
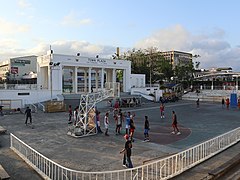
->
xmin=37 ymin=102 xmax=45 ymax=112
xmin=10 ymin=127 xmax=240 ymax=180
xmin=24 ymin=100 xmax=37 ymax=113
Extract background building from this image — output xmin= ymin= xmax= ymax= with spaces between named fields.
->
xmin=0 ymin=51 xmax=146 ymax=109
xmin=0 ymin=55 xmax=37 ymax=82
xmin=160 ymin=50 xmax=193 ymax=68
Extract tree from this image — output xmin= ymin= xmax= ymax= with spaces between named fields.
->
xmin=122 ymin=48 xmax=150 ymax=81
xmin=174 ymin=62 xmax=194 ymax=88
xmin=155 ymin=58 xmax=173 ymax=82
xmin=122 ymin=47 xmax=174 ymax=84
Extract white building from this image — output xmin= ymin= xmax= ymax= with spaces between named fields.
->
xmin=0 ymin=52 xmax=146 ymax=109
xmin=0 ymin=55 xmax=37 ymax=81
xmin=37 ymin=51 xmax=132 ymax=95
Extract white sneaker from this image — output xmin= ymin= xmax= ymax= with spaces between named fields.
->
xmin=177 ymin=132 xmax=181 ymax=135
xmin=171 ymin=131 xmax=175 ymax=134
xmin=122 ymin=164 xmax=127 ymax=168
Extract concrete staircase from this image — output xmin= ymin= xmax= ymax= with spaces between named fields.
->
xmin=182 ymin=90 xmax=236 ymax=102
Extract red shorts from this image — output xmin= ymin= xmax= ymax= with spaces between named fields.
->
xmin=172 ymin=123 xmax=177 ymax=127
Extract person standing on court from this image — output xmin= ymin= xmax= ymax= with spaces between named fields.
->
xmin=196 ymin=98 xmax=200 ymax=108
xmin=221 ymin=98 xmax=225 ymax=109
xmin=0 ymin=105 xmax=3 ymax=116
xmin=226 ymin=98 xmax=230 ymax=110
xmin=160 ymin=103 xmax=165 ymax=118
xmin=68 ymin=105 xmax=73 ymax=124
xmin=104 ymin=112 xmax=109 ymax=136
xmin=129 ymin=114 xmax=136 ymax=142
xmin=120 ymin=134 xmax=133 ymax=168
xmin=144 ymin=116 xmax=150 ymax=141
xmin=125 ymin=112 xmax=131 ymax=135
xmin=172 ymin=111 xmax=181 ymax=135
xmin=96 ymin=111 xmax=103 ymax=133
xmin=25 ymin=107 xmax=32 ymax=125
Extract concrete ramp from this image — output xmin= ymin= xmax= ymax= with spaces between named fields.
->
xmin=132 ymin=91 xmax=155 ymax=101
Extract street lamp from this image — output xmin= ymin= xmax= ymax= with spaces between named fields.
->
xmin=147 ymin=55 xmax=153 ymax=87
xmin=49 ymin=62 xmax=60 ymax=101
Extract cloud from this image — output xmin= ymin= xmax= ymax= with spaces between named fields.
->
xmin=135 ymin=25 xmax=192 ymax=51
xmin=0 ymin=39 xmax=120 ymax=60
xmin=49 ymin=41 xmax=118 ymax=58
xmin=0 ymin=18 xmax=30 ymax=35
xmin=134 ymin=25 xmax=240 ymax=71
xmin=17 ymin=0 xmax=32 ymax=8
xmin=0 ymin=39 xmax=22 ymax=59
xmin=61 ymin=11 xmax=92 ymax=27
xmin=0 ymin=24 xmax=239 ymax=71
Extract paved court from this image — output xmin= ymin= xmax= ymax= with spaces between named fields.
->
xmin=0 ymin=100 xmax=239 ymax=179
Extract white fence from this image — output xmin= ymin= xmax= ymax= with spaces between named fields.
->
xmin=10 ymin=127 xmax=240 ymax=180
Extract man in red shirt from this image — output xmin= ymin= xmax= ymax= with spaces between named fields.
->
xmin=160 ymin=103 xmax=165 ymax=118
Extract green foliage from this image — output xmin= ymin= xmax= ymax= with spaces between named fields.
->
xmin=174 ymin=62 xmax=194 ymax=86
xmin=122 ymin=47 xmax=173 ymax=84
xmin=122 ymin=47 xmax=194 ymax=88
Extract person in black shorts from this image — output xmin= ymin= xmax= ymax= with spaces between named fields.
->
xmin=144 ymin=116 xmax=150 ymax=141
xmin=172 ymin=111 xmax=181 ymax=135
xmin=25 ymin=107 xmax=32 ymax=125
xmin=120 ymin=134 xmax=133 ymax=168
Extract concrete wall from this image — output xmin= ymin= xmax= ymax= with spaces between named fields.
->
xmin=130 ymin=74 xmax=146 ymax=88
xmin=0 ymin=89 xmax=61 ymax=108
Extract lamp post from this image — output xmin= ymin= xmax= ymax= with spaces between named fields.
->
xmin=148 ymin=55 xmax=152 ymax=87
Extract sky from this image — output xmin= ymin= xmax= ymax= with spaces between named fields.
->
xmin=0 ymin=0 xmax=240 ymax=71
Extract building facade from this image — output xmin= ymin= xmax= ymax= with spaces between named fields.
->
xmin=160 ymin=50 xmax=193 ymax=68
xmin=37 ymin=51 xmax=133 ymax=96
xmin=0 ymin=52 xmax=146 ymax=108
xmin=0 ymin=55 xmax=37 ymax=81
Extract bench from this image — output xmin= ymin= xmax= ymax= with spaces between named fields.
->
xmin=0 ymin=165 xmax=10 ymax=180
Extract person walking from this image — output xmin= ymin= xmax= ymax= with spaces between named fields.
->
xmin=68 ymin=105 xmax=73 ymax=124
xmin=104 ymin=112 xmax=109 ymax=136
xmin=160 ymin=103 xmax=165 ymax=118
xmin=73 ymin=106 xmax=79 ymax=125
xmin=25 ymin=107 xmax=32 ymax=125
xmin=144 ymin=116 xmax=150 ymax=142
xmin=125 ymin=112 xmax=131 ymax=135
xmin=120 ymin=134 xmax=133 ymax=168
xmin=129 ymin=114 xmax=136 ymax=142
xmin=0 ymin=105 xmax=3 ymax=116
xmin=114 ymin=111 xmax=122 ymax=135
xmin=221 ymin=98 xmax=225 ymax=109
xmin=96 ymin=111 xmax=103 ymax=133
xmin=171 ymin=111 xmax=181 ymax=135
xmin=226 ymin=98 xmax=230 ymax=110
xmin=196 ymin=98 xmax=200 ymax=108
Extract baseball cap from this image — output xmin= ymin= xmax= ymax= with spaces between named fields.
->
xmin=124 ymin=134 xmax=129 ymax=139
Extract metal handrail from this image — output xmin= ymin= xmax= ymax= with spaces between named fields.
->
xmin=10 ymin=127 xmax=240 ymax=180
xmin=37 ymin=102 xmax=45 ymax=112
